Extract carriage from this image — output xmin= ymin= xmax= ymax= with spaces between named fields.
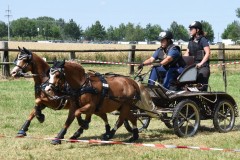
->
xmin=124 ymin=62 xmax=239 ymax=137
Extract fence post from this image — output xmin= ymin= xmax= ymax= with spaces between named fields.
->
xmin=0 ymin=41 xmax=10 ymax=77
xmin=218 ymin=42 xmax=227 ymax=92
xmin=69 ymin=51 xmax=76 ymax=60
xmin=128 ymin=45 xmax=136 ymax=74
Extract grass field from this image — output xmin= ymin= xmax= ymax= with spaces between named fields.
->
xmin=0 ymin=64 xmax=240 ymax=160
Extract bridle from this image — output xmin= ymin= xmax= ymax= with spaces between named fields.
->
xmin=13 ymin=52 xmax=33 ymax=74
xmin=48 ymin=67 xmax=66 ymax=92
xmin=48 ymin=66 xmax=90 ymax=97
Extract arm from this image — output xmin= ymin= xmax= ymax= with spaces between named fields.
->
xmin=184 ymin=48 xmax=189 ymax=56
xmin=142 ymin=57 xmax=155 ymax=65
xmin=160 ymin=56 xmax=173 ymax=65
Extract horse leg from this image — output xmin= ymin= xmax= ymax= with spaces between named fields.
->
xmin=51 ymin=108 xmax=76 ymax=145
xmin=126 ymin=109 xmax=139 ymax=142
xmin=17 ymin=109 xmax=36 ymax=137
xmin=69 ymin=114 xmax=92 ymax=140
xmin=103 ymin=107 xmax=128 ymax=141
xmin=35 ymin=105 xmax=46 ymax=123
xmin=76 ymin=114 xmax=90 ymax=130
xmin=94 ymin=113 xmax=111 ymax=138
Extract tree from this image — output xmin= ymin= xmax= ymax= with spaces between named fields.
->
xmin=51 ymin=25 xmax=61 ymax=40
xmin=83 ymin=27 xmax=93 ymax=41
xmin=114 ymin=23 xmax=126 ymax=41
xmin=11 ymin=17 xmax=37 ymax=40
xmin=133 ymin=24 xmax=145 ymax=41
xmin=144 ymin=23 xmax=163 ymax=41
xmin=106 ymin=25 xmax=117 ymax=41
xmin=168 ymin=21 xmax=188 ymax=41
xmin=35 ymin=16 xmax=56 ymax=39
xmin=0 ymin=21 xmax=7 ymax=38
xmin=125 ymin=22 xmax=135 ymax=41
xmin=201 ymin=20 xmax=214 ymax=42
xmin=222 ymin=21 xmax=240 ymax=41
xmin=90 ymin=21 xmax=106 ymax=41
xmin=236 ymin=8 xmax=240 ymax=18
xmin=64 ymin=19 xmax=82 ymax=41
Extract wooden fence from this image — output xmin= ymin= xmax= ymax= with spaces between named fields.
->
xmin=0 ymin=41 xmax=239 ymax=77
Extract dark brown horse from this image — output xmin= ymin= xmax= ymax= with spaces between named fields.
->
xmin=11 ymin=47 xmax=111 ymax=144
xmin=45 ymin=60 xmax=140 ymax=142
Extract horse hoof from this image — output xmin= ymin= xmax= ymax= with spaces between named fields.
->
xmin=17 ymin=130 xmax=27 ymax=137
xmin=51 ymin=139 xmax=61 ymax=145
xmin=69 ymin=136 xmax=78 ymax=140
xmin=36 ymin=114 xmax=45 ymax=123
xmin=128 ymin=136 xmax=138 ymax=143
xmin=102 ymin=134 xmax=110 ymax=141
xmin=102 ymin=130 xmax=115 ymax=141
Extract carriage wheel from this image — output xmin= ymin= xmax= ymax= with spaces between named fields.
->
xmin=213 ymin=101 xmax=235 ymax=133
xmin=124 ymin=109 xmax=151 ymax=133
xmin=173 ymin=99 xmax=200 ymax=137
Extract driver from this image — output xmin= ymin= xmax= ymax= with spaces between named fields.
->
xmin=138 ymin=31 xmax=186 ymax=90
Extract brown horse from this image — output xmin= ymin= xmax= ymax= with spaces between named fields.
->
xmin=45 ymin=60 xmax=140 ymax=142
xmin=11 ymin=47 xmax=111 ymax=144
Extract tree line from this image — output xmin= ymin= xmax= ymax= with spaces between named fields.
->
xmin=1 ymin=8 xmax=240 ymax=43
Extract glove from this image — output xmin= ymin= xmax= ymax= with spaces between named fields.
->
xmin=138 ymin=63 xmax=144 ymax=70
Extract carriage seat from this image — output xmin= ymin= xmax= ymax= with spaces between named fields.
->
xmin=177 ymin=63 xmax=197 ymax=84
xmin=182 ymin=56 xmax=194 ymax=67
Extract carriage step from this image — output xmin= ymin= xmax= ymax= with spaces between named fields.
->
xmin=155 ymin=108 xmax=174 ymax=113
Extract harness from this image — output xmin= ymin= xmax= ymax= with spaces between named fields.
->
xmin=94 ymin=72 xmax=109 ymax=111
xmin=35 ymin=81 xmax=70 ymax=110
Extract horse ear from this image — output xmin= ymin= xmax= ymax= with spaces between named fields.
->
xmin=23 ymin=47 xmax=29 ymax=53
xmin=59 ymin=59 xmax=65 ymax=68
xmin=18 ymin=46 xmax=22 ymax=51
xmin=46 ymin=69 xmax=50 ymax=77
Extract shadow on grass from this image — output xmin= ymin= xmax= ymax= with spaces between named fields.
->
xmin=74 ymin=128 xmax=176 ymax=144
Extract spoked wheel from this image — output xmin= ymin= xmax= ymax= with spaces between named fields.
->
xmin=124 ymin=109 xmax=151 ymax=133
xmin=213 ymin=101 xmax=235 ymax=133
xmin=173 ymin=99 xmax=200 ymax=137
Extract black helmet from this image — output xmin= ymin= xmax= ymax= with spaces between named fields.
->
xmin=157 ymin=31 xmax=173 ymax=41
xmin=189 ymin=21 xmax=202 ymax=30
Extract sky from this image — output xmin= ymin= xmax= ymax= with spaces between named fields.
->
xmin=0 ymin=0 xmax=240 ymax=42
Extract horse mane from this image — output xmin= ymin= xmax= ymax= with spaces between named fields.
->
xmin=68 ymin=60 xmax=81 ymax=65
xmin=52 ymin=60 xmax=85 ymax=73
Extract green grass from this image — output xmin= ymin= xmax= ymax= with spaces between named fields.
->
xmin=0 ymin=66 xmax=240 ymax=160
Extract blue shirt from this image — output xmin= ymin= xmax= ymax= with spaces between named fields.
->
xmin=199 ymin=37 xmax=209 ymax=49
xmin=152 ymin=47 xmax=181 ymax=62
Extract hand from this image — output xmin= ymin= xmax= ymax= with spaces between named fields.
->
xmin=196 ymin=63 xmax=203 ymax=68
xmin=138 ymin=63 xmax=144 ymax=70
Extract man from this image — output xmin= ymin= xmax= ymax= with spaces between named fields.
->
xmin=138 ymin=31 xmax=185 ymax=90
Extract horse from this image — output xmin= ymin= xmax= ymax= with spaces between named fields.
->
xmin=11 ymin=47 xmax=111 ymax=144
xmin=45 ymin=60 xmax=141 ymax=142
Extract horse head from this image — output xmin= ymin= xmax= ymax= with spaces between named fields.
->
xmin=45 ymin=60 xmax=67 ymax=96
xmin=11 ymin=47 xmax=33 ymax=77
